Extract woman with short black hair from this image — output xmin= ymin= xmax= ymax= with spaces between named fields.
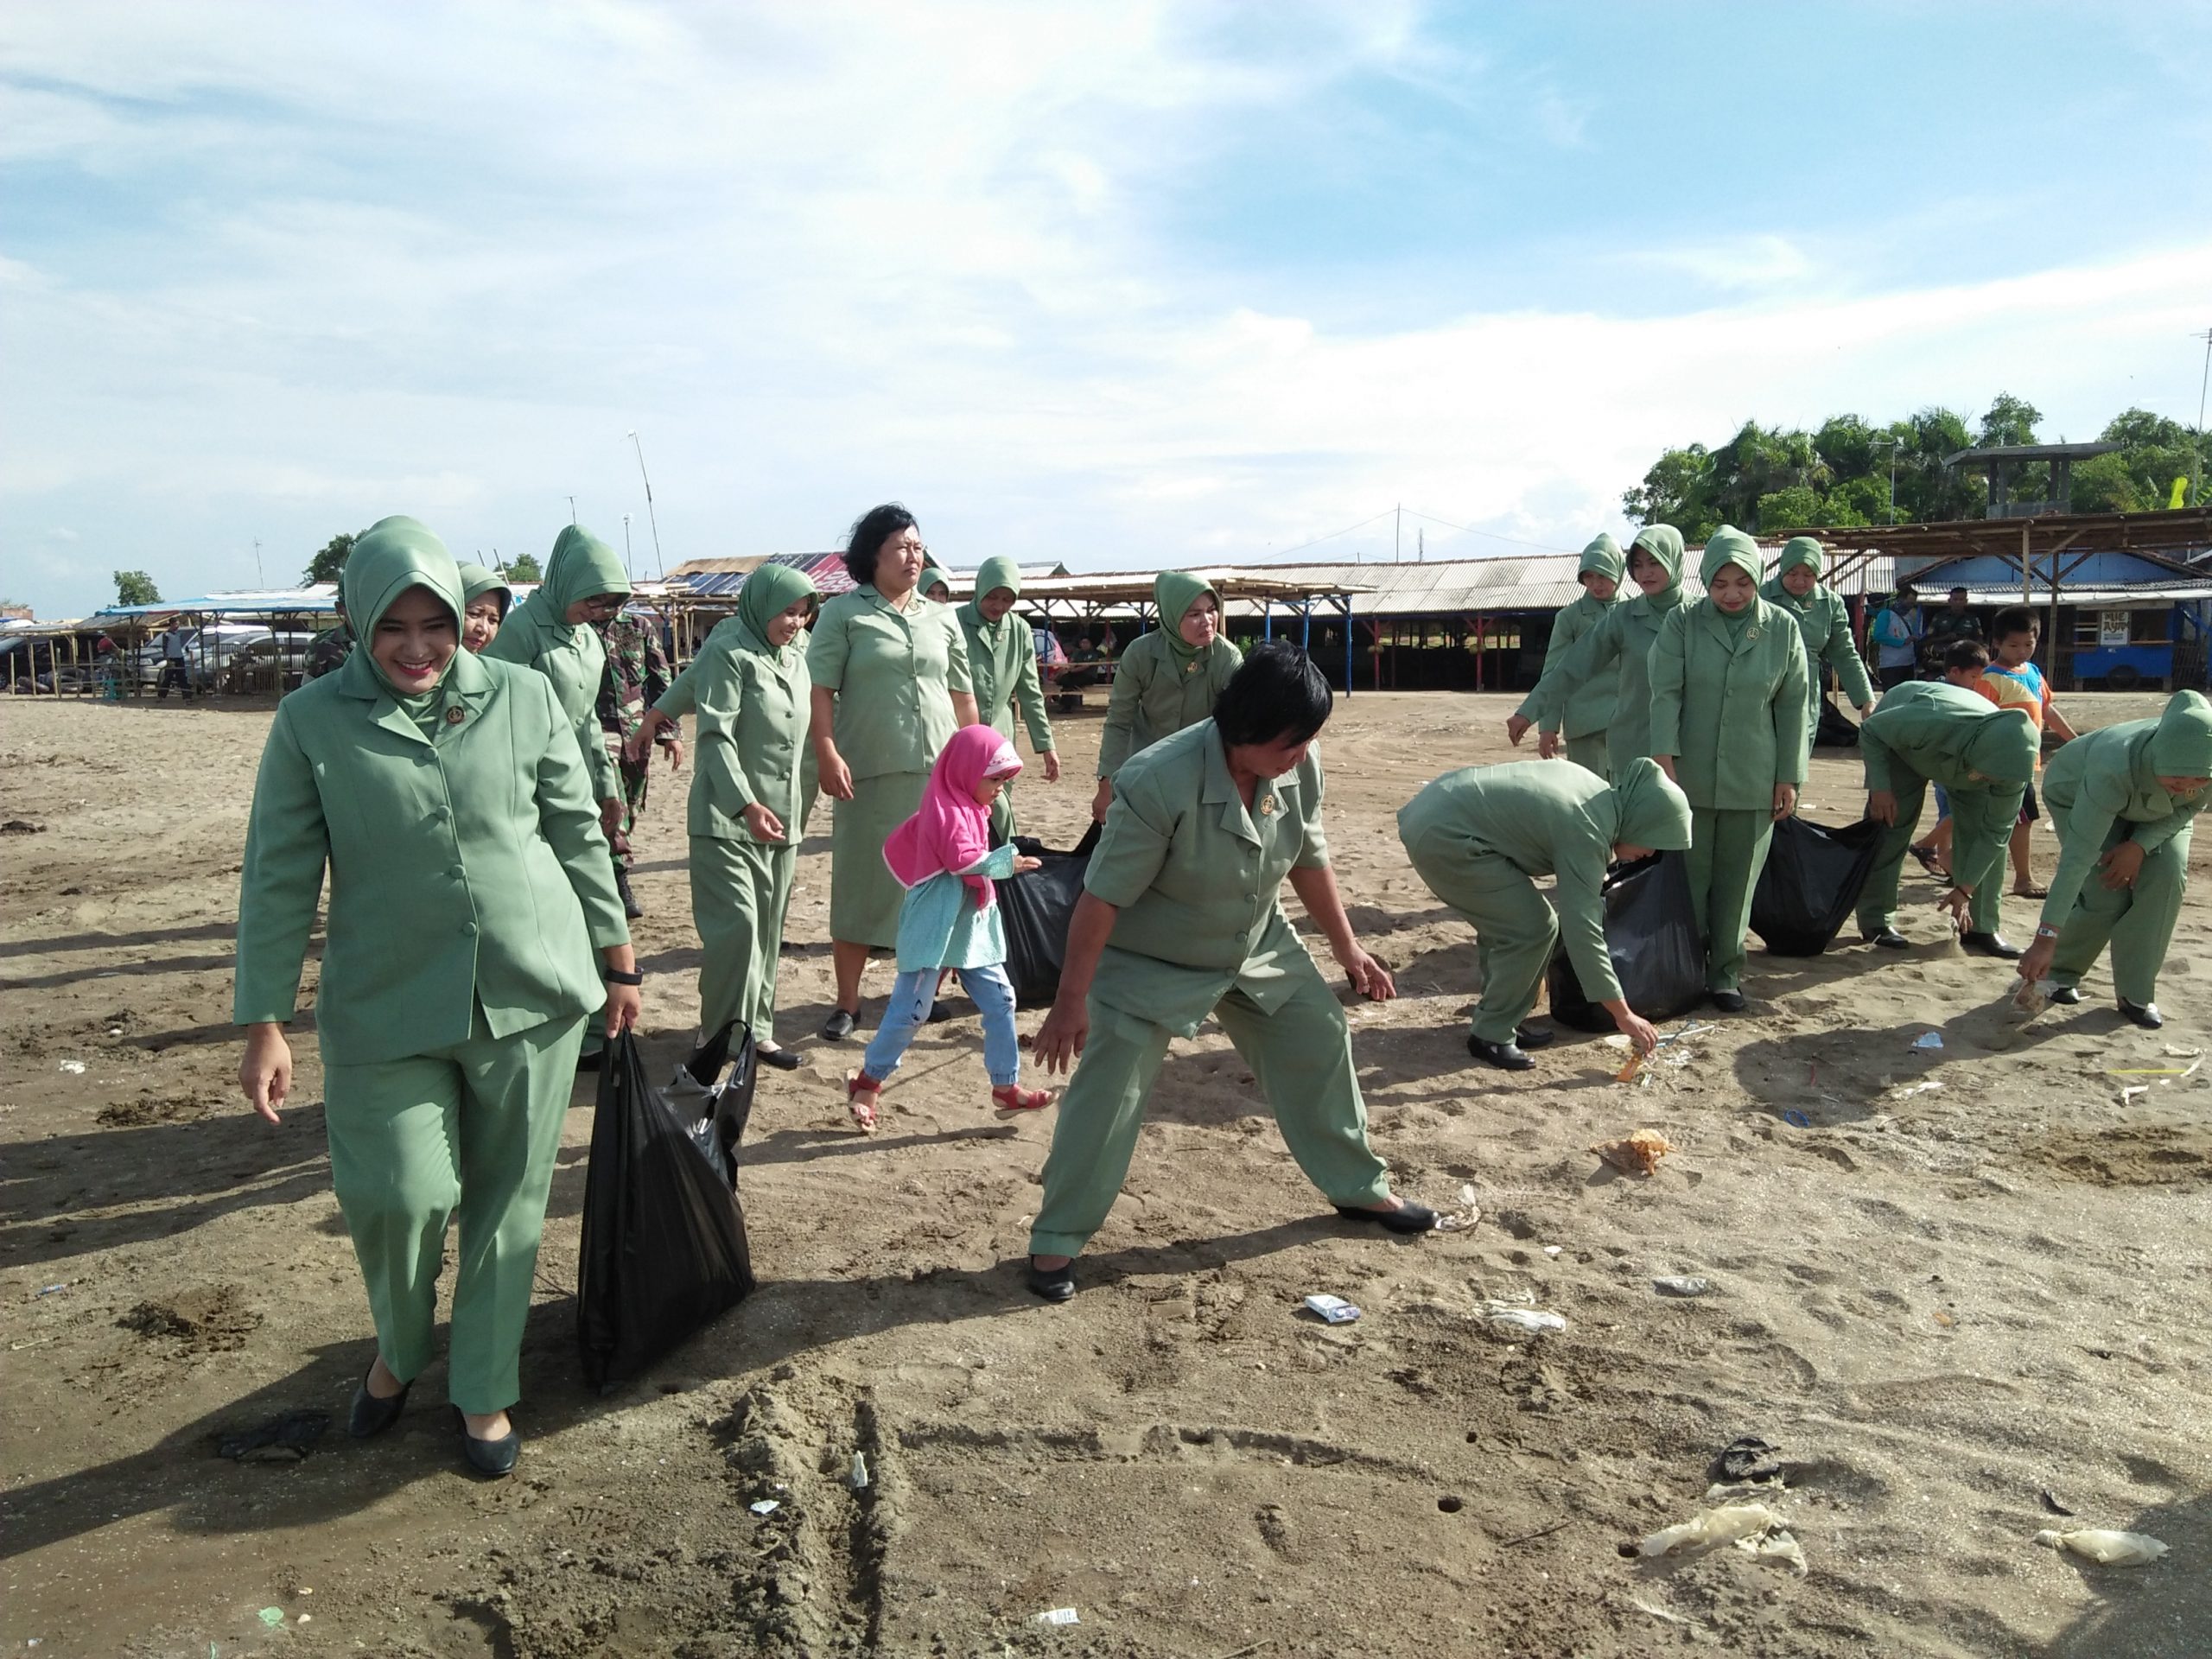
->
xmin=1024 ymin=641 xmax=1432 ymax=1302
xmin=808 ymin=505 xmax=980 ymax=1039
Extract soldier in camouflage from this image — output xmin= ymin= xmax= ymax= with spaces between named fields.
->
xmin=596 ymin=608 xmax=681 ymax=918
xmin=304 ymin=603 xmax=354 ymax=680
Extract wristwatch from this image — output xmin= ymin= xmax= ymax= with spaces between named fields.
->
xmin=606 ymin=968 xmax=644 ymax=986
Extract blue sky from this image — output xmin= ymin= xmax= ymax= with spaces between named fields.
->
xmin=3 ymin=2 xmax=2208 ymax=619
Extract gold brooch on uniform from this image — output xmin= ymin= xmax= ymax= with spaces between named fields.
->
xmin=1260 ymin=795 xmax=1276 ymax=816
xmin=1185 ymin=661 xmax=1198 ymax=673
xmin=446 ymin=706 xmax=466 ymax=724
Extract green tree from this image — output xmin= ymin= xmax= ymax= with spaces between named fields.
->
xmin=1977 ymin=392 xmax=2042 ymax=448
xmin=302 ymin=531 xmax=359 ymax=586
xmin=1813 ymin=413 xmax=1880 ymax=483
xmin=2097 ymin=408 xmax=2209 ymax=508
xmin=2068 ymin=452 xmax=2148 ymax=513
xmin=113 ymin=569 xmax=162 ymax=606
xmin=505 ymin=552 xmax=543 ymax=583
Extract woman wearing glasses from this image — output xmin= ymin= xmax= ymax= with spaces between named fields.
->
xmin=807 ymin=505 xmax=980 ymax=1039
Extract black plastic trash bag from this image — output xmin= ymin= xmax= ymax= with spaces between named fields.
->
xmin=1545 ymin=851 xmax=1707 ymax=1033
xmin=1751 ymin=815 xmax=1884 ymax=957
xmin=999 ymin=822 xmax=1102 ymax=1007
xmin=578 ymin=1033 xmax=755 ymax=1393
xmin=676 ymin=1019 xmax=760 ymax=1184
xmin=1814 ymin=696 xmax=1861 ymax=748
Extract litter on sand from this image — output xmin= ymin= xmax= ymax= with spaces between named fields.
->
xmin=2118 ymin=1084 xmax=2149 ymax=1106
xmin=2035 ymin=1529 xmax=2167 ymax=1567
xmin=1782 ymin=1109 xmax=1812 ymax=1128
xmin=2009 ymin=976 xmax=2049 ymax=1015
xmin=1592 ymin=1129 xmax=1675 ymax=1176
xmin=1482 ymin=1302 xmax=1567 ymax=1337
xmin=1301 ymin=1294 xmax=1362 ymax=1325
xmin=1434 ymin=1184 xmax=1483 ymax=1233
xmin=257 ymin=1609 xmax=284 ymax=1628
xmin=1653 ymin=1276 xmax=1711 ymax=1298
xmin=1912 ymin=1031 xmax=1944 ymax=1051
xmin=748 ymin=1498 xmax=780 ymax=1516
xmin=1033 ymin=1607 xmax=1080 ymax=1626
xmin=57 ymin=1060 xmax=86 ymax=1074
xmin=849 ymin=1452 xmax=869 ymax=1491
xmin=1637 ymin=1503 xmax=1807 ymax=1576
xmin=1892 ymin=1079 xmax=1945 ymax=1099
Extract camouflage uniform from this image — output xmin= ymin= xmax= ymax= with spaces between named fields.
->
xmin=304 ymin=622 xmax=353 ymax=680
xmin=595 ymin=611 xmax=676 ymax=868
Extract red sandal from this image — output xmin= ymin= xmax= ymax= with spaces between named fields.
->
xmin=990 ymin=1083 xmax=1053 ymax=1117
xmin=847 ymin=1072 xmax=882 ymax=1135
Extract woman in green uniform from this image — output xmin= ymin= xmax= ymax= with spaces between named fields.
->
xmin=1503 ymin=533 xmax=1624 ymax=776
xmin=1647 ymin=526 xmax=1810 ymax=1011
xmin=683 ymin=563 xmax=818 ymax=1072
xmin=1026 ymin=643 xmax=1432 ymax=1302
xmin=957 ymin=555 xmax=1058 ymax=841
xmin=918 ymin=562 xmax=954 ymax=605
xmin=1509 ymin=526 xmax=1689 ymax=775
xmin=1853 ymin=680 xmax=2036 ymax=950
xmin=457 ymin=563 xmax=512 ymax=655
xmin=483 ymin=524 xmax=632 ymax=833
xmin=2017 ymin=690 xmax=2212 ymax=1028
xmin=1398 ymin=757 xmax=1694 ymax=1070
xmin=808 ymin=505 xmax=979 ymax=1039
xmin=1092 ymin=571 xmax=1242 ymax=822
xmin=1763 ymin=536 xmax=1875 ymax=746
xmin=234 ymin=517 xmax=638 ymax=1478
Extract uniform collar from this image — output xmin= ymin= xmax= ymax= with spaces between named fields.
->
xmin=1199 ymin=721 xmax=1300 ymax=849
xmin=340 ymin=642 xmax=493 ymax=747
xmin=1697 ymin=598 xmax=1768 ymax=652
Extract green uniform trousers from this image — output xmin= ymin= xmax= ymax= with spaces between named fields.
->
xmin=1564 ymin=733 xmax=1610 ymax=779
xmin=1687 ymin=808 xmax=1775 ymax=991
xmin=1855 ymin=772 xmax=2005 ymax=938
xmin=690 ymin=833 xmax=796 ymax=1046
xmin=322 ymin=1007 xmax=587 ymax=1414
xmin=1402 ymin=842 xmax=1557 ymax=1044
xmin=1027 ymin=962 xmax=1392 ymax=1259
xmin=830 ymin=772 xmax=927 ymax=947
xmin=2048 ymin=823 xmax=2190 ymax=1006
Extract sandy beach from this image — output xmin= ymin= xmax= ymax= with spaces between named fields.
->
xmin=2 ymin=688 xmax=2205 ymax=1658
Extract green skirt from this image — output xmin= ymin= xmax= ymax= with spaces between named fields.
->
xmin=830 ymin=771 xmax=927 ymax=948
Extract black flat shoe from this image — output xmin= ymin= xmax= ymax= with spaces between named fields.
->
xmin=2047 ymin=985 xmax=2082 ymax=1005
xmin=1333 ymin=1201 xmax=1439 ymax=1236
xmin=1961 ymin=931 xmax=2023 ymax=960
xmin=1027 ymin=1258 xmax=1076 ymax=1302
xmin=756 ymin=1046 xmax=803 ymax=1071
xmin=1863 ymin=927 xmax=1911 ymax=950
xmin=819 ymin=1008 xmax=856 ymax=1042
xmin=1512 ymin=1023 xmax=1556 ymax=1051
xmin=2118 ymin=997 xmax=2164 ymax=1030
xmin=347 ymin=1364 xmax=410 ymax=1440
xmin=615 ymin=868 xmax=644 ymax=921
xmin=1708 ymin=989 xmax=1748 ymax=1014
xmin=1467 ymin=1033 xmax=1534 ymax=1071
xmin=453 ymin=1407 xmax=520 ymax=1478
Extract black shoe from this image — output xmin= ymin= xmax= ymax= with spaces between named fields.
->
xmin=755 ymin=1045 xmax=803 ymax=1071
xmin=1027 ymin=1258 xmax=1076 ymax=1302
xmin=1961 ymin=931 xmax=2023 ymax=960
xmin=2047 ymin=985 xmax=2082 ymax=1005
xmin=1333 ymin=1200 xmax=1439 ymax=1236
xmin=1863 ymin=927 xmax=1910 ymax=950
xmin=615 ymin=867 xmax=644 ymax=921
xmin=1512 ymin=1024 xmax=1556 ymax=1051
xmin=820 ymin=1007 xmax=856 ymax=1042
xmin=453 ymin=1407 xmax=520 ymax=1477
xmin=1708 ymin=989 xmax=1748 ymax=1014
xmin=2118 ymin=997 xmax=2164 ymax=1030
xmin=348 ymin=1364 xmax=410 ymax=1439
xmin=1467 ymin=1033 xmax=1534 ymax=1071
xmin=925 ymin=997 xmax=964 ymax=1024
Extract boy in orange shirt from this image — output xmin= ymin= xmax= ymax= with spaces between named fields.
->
xmin=1979 ymin=607 xmax=2078 ymax=898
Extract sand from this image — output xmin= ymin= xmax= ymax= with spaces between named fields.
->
xmin=2 ymin=689 xmax=2206 ymax=1658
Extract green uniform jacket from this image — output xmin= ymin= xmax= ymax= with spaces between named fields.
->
xmin=686 ymin=622 xmax=815 ymax=842
xmin=1648 ymin=598 xmax=1810 ymax=810
xmin=804 ymin=585 xmax=975 ymax=782
xmin=959 ymin=604 xmax=1054 ymax=753
xmin=1084 ymin=718 xmax=1329 ymax=1035
xmin=1518 ymin=590 xmax=1620 ymax=740
xmin=1396 ymin=762 xmax=1630 ymax=1004
xmin=234 ymin=648 xmax=629 ymax=1068
xmin=1859 ymin=681 xmax=2033 ymax=901
xmin=2037 ymin=717 xmax=2209 ymax=930
xmin=482 ymin=526 xmax=632 ymax=804
xmin=1096 ymin=630 xmax=1243 ymax=779
xmin=1525 ymin=590 xmax=1688 ymax=768
xmin=1760 ymin=576 xmax=1874 ymax=713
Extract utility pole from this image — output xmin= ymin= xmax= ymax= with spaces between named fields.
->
xmin=567 ymin=495 xmax=577 ymax=524
xmin=1417 ymin=528 xmax=1424 ymax=562
xmin=1394 ymin=503 xmax=1401 ymax=563
xmin=622 ymin=513 xmax=634 ymax=578
xmin=2194 ymin=327 xmax=2212 ymax=508
xmin=625 ymin=431 xmax=667 ymax=581
xmin=253 ymin=537 xmax=264 ymax=586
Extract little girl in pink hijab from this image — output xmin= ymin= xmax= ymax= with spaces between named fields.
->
xmin=851 ymin=726 xmax=1053 ymax=1132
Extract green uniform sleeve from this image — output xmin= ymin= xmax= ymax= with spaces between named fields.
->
xmin=1293 ymin=749 xmax=1329 ymax=870
xmin=2129 ymin=796 xmax=2205 ymax=855
xmin=1772 ymin=632 xmax=1810 ymax=786
xmin=1552 ymin=823 xmax=1622 ymax=1006
xmin=1820 ymin=605 xmax=1874 ymax=709
xmin=233 ymin=706 xmax=330 ymax=1026
xmin=654 ymin=658 xmax=700 ymax=722
xmin=1084 ymin=764 xmax=1174 ymax=905
xmin=1524 ymin=607 xmax=1619 ymax=728
xmin=1520 ymin=604 xmax=1585 ymax=732
xmin=585 ymin=715 xmax=620 ymax=802
xmin=804 ymin=603 xmax=850 ymax=693
xmin=1859 ymin=717 xmax=1897 ymax=793
xmin=1096 ymin=645 xmax=1149 ymax=779
xmin=1012 ymin=639 xmax=1054 ymax=751
xmin=1646 ymin=610 xmax=1688 ymax=760
xmin=944 ymin=614 xmax=975 ymax=696
xmin=531 ymin=676 xmax=630 ymax=950
xmin=694 ymin=658 xmax=758 ymax=821
xmin=1949 ymin=784 xmax=2024 ymax=904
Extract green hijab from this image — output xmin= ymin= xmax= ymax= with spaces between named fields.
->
xmin=734 ymin=563 xmax=818 ymax=664
xmin=962 ymin=555 xmax=1025 ymax=643
xmin=1777 ymin=536 xmax=1825 ymax=580
xmin=1607 ymin=755 xmax=1694 ymax=852
xmin=1961 ymin=707 xmax=2040 ymax=785
xmin=1578 ymin=532 xmax=1625 ymax=585
xmin=918 ymin=561 xmax=955 ymax=602
xmin=1628 ymin=525 xmax=1685 ymax=603
xmin=540 ymin=524 xmax=632 ymax=638
xmin=456 ymin=561 xmax=512 ymax=619
xmin=1154 ymin=570 xmax=1219 ymax=666
xmin=2149 ymin=689 xmax=2212 ymax=777
xmin=340 ymin=515 xmax=466 ymax=708
xmin=1699 ymin=524 xmax=1764 ymax=589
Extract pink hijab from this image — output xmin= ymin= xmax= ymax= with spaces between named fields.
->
xmin=881 ymin=726 xmax=1023 ymax=906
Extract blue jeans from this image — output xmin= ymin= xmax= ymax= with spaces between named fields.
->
xmin=861 ymin=963 xmax=1021 ymax=1088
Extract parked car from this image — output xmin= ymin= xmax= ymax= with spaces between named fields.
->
xmin=130 ymin=626 xmax=285 ymax=690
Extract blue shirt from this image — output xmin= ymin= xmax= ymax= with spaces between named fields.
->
xmin=893 ymin=842 xmax=1018 ymax=971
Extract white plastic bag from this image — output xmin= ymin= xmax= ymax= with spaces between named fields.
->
xmin=2035 ymin=1529 xmax=2168 ymax=1567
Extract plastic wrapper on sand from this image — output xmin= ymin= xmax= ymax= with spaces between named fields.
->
xmin=2035 ymin=1529 xmax=2168 ymax=1567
